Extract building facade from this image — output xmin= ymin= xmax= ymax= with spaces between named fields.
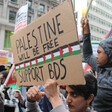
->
xmin=74 ymin=0 xmax=112 ymax=41
xmin=0 ymin=0 xmax=65 ymax=63
xmin=88 ymin=0 xmax=112 ymax=41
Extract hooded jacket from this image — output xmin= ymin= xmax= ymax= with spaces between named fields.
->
xmin=83 ymin=33 xmax=112 ymax=112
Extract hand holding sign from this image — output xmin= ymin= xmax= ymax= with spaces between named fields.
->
xmin=11 ymin=0 xmax=85 ymax=86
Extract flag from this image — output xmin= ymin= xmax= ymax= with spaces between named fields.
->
xmin=4 ymin=64 xmax=16 ymax=86
xmin=6 ymin=4 xmax=28 ymax=89
xmin=104 ymin=28 xmax=112 ymax=39
xmin=84 ymin=63 xmax=91 ymax=71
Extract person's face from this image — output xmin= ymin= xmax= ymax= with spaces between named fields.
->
xmin=96 ymin=45 xmax=108 ymax=66
xmin=0 ymin=74 xmax=6 ymax=84
xmin=66 ymin=86 xmax=89 ymax=112
xmin=0 ymin=74 xmax=3 ymax=79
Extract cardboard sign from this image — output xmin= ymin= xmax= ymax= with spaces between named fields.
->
xmin=0 ymin=50 xmax=9 ymax=65
xmin=11 ymin=0 xmax=85 ymax=86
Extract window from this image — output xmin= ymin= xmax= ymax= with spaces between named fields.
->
xmin=27 ymin=0 xmax=32 ymax=10
xmin=47 ymin=6 xmax=49 ymax=12
xmin=4 ymin=31 xmax=14 ymax=48
xmin=28 ymin=16 xmax=31 ymax=24
xmin=9 ymin=11 xmax=16 ymax=23
xmin=0 ymin=0 xmax=3 ymax=2
xmin=40 ymin=4 xmax=45 ymax=12
xmin=11 ymin=0 xmax=17 ymax=2
xmin=97 ymin=27 xmax=99 ymax=33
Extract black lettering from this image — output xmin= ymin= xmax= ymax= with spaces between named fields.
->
xmin=20 ymin=38 xmax=24 ymax=52
xmin=43 ymin=23 xmax=48 ymax=41
xmin=19 ymin=70 xmax=28 ymax=83
xmin=53 ymin=62 xmax=60 ymax=80
xmin=43 ymin=40 xmax=54 ymax=52
xmin=30 ymin=68 xmax=36 ymax=80
xmin=27 ymin=32 xmax=32 ymax=49
xmin=35 ymin=67 xmax=41 ymax=81
xmin=47 ymin=18 xmax=56 ymax=39
xmin=49 ymin=40 xmax=54 ymax=49
xmin=18 ymin=52 xmax=30 ymax=61
xmin=39 ymin=66 xmax=44 ymax=81
xmin=32 ymin=29 xmax=38 ymax=47
xmin=48 ymin=63 xmax=54 ymax=79
xmin=18 ymin=71 xmax=23 ymax=83
xmin=25 ymin=69 xmax=28 ymax=82
xmin=54 ymin=37 xmax=59 ymax=47
xmin=60 ymin=58 xmax=66 ymax=80
xmin=32 ymin=47 xmax=39 ymax=56
xmin=56 ymin=13 xmax=64 ymax=34
xmin=43 ymin=43 xmax=47 ymax=52
xmin=25 ymin=52 xmax=30 ymax=59
xmin=22 ymin=36 xmax=28 ymax=51
xmin=16 ymin=40 xmax=20 ymax=54
xmin=18 ymin=55 xmax=23 ymax=61
xmin=37 ymin=25 xmax=43 ymax=44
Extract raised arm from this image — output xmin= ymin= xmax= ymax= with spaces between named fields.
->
xmin=44 ymin=79 xmax=69 ymax=112
xmin=81 ymin=16 xmax=97 ymax=70
xmin=26 ymin=86 xmax=44 ymax=112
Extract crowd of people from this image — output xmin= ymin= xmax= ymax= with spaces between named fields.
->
xmin=0 ymin=16 xmax=112 ymax=112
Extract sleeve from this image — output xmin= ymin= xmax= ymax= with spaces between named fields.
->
xmin=83 ymin=33 xmax=97 ymax=71
xmin=26 ymin=101 xmax=42 ymax=112
xmin=19 ymin=99 xmax=26 ymax=108
xmin=50 ymin=105 xmax=69 ymax=112
xmin=60 ymin=93 xmax=68 ymax=109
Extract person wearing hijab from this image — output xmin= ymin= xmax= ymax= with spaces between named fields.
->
xmin=81 ymin=16 xmax=112 ymax=112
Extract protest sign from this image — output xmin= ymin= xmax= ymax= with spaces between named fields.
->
xmin=15 ymin=4 xmax=28 ymax=33
xmin=11 ymin=0 xmax=85 ymax=86
xmin=0 ymin=50 xmax=9 ymax=65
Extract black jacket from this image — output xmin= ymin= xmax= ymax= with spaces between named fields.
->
xmin=83 ymin=33 xmax=112 ymax=112
xmin=0 ymin=92 xmax=4 ymax=112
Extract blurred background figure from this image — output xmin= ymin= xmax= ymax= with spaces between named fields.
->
xmin=0 ymin=65 xmax=6 ymax=72
xmin=86 ymin=68 xmax=97 ymax=78
xmin=0 ymin=90 xmax=4 ymax=112
xmin=0 ymin=71 xmax=19 ymax=112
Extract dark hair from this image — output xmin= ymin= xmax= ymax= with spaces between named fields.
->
xmin=69 ymin=71 xmax=97 ymax=100
xmin=0 ymin=71 xmax=8 ymax=79
xmin=0 ymin=65 xmax=6 ymax=72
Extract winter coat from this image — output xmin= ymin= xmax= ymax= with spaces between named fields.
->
xmin=83 ymin=33 xmax=112 ymax=112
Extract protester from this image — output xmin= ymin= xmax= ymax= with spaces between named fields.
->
xmin=0 ymin=65 xmax=6 ymax=72
xmin=26 ymin=71 xmax=97 ymax=112
xmin=0 ymin=72 xmax=4 ymax=112
xmin=86 ymin=68 xmax=97 ymax=78
xmin=14 ymin=89 xmax=26 ymax=108
xmin=81 ymin=16 xmax=112 ymax=112
xmin=0 ymin=71 xmax=19 ymax=112
xmin=0 ymin=91 xmax=4 ymax=112
xmin=26 ymin=85 xmax=67 ymax=112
